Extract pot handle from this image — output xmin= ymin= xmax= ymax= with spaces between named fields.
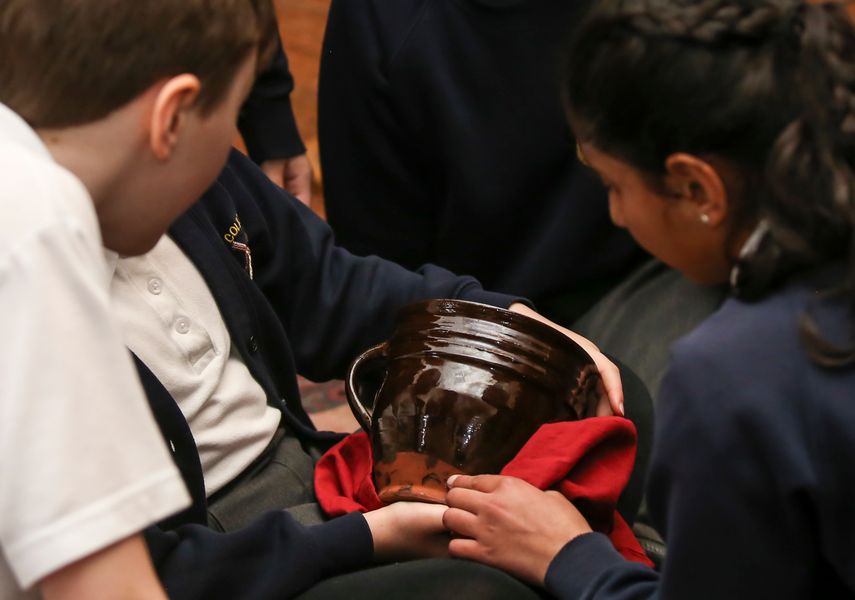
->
xmin=345 ymin=343 xmax=387 ymax=433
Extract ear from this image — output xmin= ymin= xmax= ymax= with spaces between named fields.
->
xmin=148 ymin=74 xmax=201 ymax=161
xmin=663 ymin=153 xmax=729 ymax=226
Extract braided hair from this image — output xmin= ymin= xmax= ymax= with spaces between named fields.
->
xmin=563 ymin=0 xmax=855 ymax=367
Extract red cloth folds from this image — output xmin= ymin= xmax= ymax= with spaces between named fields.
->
xmin=315 ymin=417 xmax=653 ymax=566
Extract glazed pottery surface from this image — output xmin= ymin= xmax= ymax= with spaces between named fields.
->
xmin=346 ymin=299 xmax=602 ymax=504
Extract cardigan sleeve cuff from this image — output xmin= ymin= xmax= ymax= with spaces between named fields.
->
xmin=304 ymin=512 xmax=374 ymax=578
xmin=239 ymin=95 xmax=307 ymax=164
xmin=544 ymin=532 xmax=628 ymax=598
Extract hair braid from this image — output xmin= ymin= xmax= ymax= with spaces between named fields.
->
xmin=618 ymin=0 xmax=786 ymax=44
xmin=766 ymin=1 xmax=855 ymax=365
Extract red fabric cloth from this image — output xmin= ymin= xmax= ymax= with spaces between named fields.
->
xmin=315 ymin=417 xmax=653 ymax=566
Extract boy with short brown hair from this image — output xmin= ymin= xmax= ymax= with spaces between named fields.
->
xmin=0 ymin=1 xmax=276 ymax=597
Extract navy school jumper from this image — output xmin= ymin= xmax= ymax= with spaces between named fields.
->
xmin=543 ymin=266 xmax=855 ymax=599
xmin=318 ymin=0 xmax=645 ymax=306
xmin=139 ymin=149 xmax=523 ymax=599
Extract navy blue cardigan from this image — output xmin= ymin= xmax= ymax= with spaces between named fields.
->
xmin=544 ymin=267 xmax=855 ymax=598
xmin=141 ymin=150 xmax=522 ymax=599
xmin=318 ymin=0 xmax=644 ymax=305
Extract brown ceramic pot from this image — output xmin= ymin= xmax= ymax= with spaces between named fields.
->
xmin=346 ymin=299 xmax=602 ymax=505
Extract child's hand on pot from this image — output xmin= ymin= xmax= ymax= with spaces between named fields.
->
xmin=508 ymin=303 xmax=624 ymax=417
xmin=442 ymin=474 xmax=592 ymax=586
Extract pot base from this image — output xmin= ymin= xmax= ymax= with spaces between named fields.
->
xmin=374 ymin=451 xmax=463 ymax=505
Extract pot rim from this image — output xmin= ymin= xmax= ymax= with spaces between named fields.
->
xmin=395 ymin=298 xmax=594 ymax=366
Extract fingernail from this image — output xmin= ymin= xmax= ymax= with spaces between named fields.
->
xmin=619 ymin=402 xmax=625 ymax=416
xmin=447 ymin=474 xmax=459 ymax=488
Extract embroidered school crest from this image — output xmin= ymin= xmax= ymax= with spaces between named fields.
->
xmin=223 ymin=213 xmax=253 ymax=279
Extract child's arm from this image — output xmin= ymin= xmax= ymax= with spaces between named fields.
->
xmin=238 ymin=35 xmax=312 ymax=205
xmin=219 ymin=151 xmax=623 ymax=405
xmin=39 ymin=534 xmax=167 ymax=600
xmin=146 ymin=502 xmax=447 ymax=598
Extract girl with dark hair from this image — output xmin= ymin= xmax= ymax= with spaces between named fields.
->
xmin=441 ymin=1 xmax=855 ymax=597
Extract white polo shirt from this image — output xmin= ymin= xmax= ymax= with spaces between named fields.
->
xmin=0 ymin=104 xmax=190 ymax=598
xmin=111 ymin=236 xmax=281 ymax=496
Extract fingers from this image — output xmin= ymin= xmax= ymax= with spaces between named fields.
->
xmin=388 ymin=502 xmax=448 ymax=540
xmin=282 ymin=154 xmax=313 ymax=206
xmin=260 ymin=156 xmax=313 ymax=206
xmin=284 ymin=177 xmax=312 ymax=206
xmin=446 ymin=473 xmax=504 ymax=493
xmin=593 ymin=356 xmax=624 ymax=416
xmin=561 ymin=331 xmax=624 ymax=416
xmin=442 ymin=506 xmax=481 ymax=539
xmin=506 ymin=303 xmax=626 ymax=417
xmin=396 ymin=501 xmax=448 ymax=523
xmin=592 ymin=391 xmax=614 ymax=417
xmin=445 ymin=485 xmax=490 ymax=516
xmin=260 ymin=158 xmax=286 ymax=189
xmin=396 ymin=500 xmax=446 ymax=514
xmin=445 ymin=475 xmax=499 ymax=520
xmin=447 ymin=537 xmax=483 ymax=562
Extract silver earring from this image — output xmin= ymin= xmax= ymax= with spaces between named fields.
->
xmin=699 ymin=213 xmax=710 ymax=224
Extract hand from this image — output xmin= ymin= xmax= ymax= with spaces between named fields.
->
xmin=442 ymin=474 xmax=592 ymax=586
xmin=508 ymin=303 xmax=624 ymax=416
xmin=261 ymin=154 xmax=313 ymax=206
xmin=363 ymin=501 xmax=450 ymax=563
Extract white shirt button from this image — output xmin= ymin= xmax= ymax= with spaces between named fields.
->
xmin=147 ymin=278 xmax=163 ymax=295
xmin=174 ymin=316 xmax=191 ymax=335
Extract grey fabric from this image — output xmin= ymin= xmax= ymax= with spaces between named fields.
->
xmin=573 ymin=259 xmax=726 ymax=400
xmin=207 ymin=428 xmax=324 ymax=532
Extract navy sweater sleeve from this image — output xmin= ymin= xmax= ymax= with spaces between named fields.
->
xmin=146 ymin=511 xmax=373 ymax=600
xmin=238 ymin=35 xmax=306 ymax=164
xmin=544 ymin=287 xmax=855 ymax=598
xmin=544 ymin=343 xmax=794 ymax=598
xmin=219 ymin=150 xmax=525 ymax=382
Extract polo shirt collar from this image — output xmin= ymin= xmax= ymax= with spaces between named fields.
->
xmin=0 ymin=103 xmax=52 ymax=160
xmin=103 ymin=248 xmax=120 ymax=279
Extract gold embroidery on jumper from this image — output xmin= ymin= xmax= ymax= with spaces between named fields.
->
xmin=223 ymin=214 xmax=243 ymax=244
xmin=223 ymin=214 xmax=253 ymax=279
